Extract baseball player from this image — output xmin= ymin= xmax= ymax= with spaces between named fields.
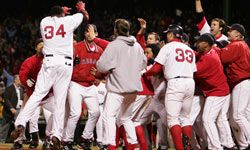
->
xmin=96 ymin=18 xmax=147 ymax=150
xmin=136 ymin=18 xmax=162 ymax=50
xmin=195 ymin=0 xmax=228 ymax=41
xmin=195 ymin=33 xmax=235 ymax=149
xmin=61 ymin=24 xmax=103 ymax=150
xmin=16 ymin=38 xmax=54 ymax=150
xmin=116 ymin=44 xmax=162 ymax=150
xmin=136 ymin=18 xmax=168 ymax=149
xmin=12 ymin=2 xmax=87 ymax=149
xmin=144 ymin=24 xmax=196 ymax=150
xmin=219 ymin=23 xmax=250 ymax=150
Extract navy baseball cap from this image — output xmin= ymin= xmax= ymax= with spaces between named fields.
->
xmin=197 ymin=33 xmax=215 ymax=46
xmin=228 ymin=23 xmax=245 ymax=35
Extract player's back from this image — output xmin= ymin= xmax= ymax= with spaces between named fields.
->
xmin=156 ymin=41 xmax=196 ymax=80
xmin=40 ymin=14 xmax=83 ymax=57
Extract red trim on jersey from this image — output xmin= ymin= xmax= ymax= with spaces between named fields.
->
xmin=215 ymin=34 xmax=222 ymax=40
xmin=144 ymin=63 xmax=163 ymax=77
xmin=196 ymin=16 xmax=207 ymax=31
xmin=170 ymin=38 xmax=182 ymax=43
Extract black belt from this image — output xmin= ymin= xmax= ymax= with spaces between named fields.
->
xmin=174 ymin=76 xmax=190 ymax=79
xmin=45 ymin=54 xmax=72 ymax=60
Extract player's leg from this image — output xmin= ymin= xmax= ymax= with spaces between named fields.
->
xmin=216 ymin=94 xmax=236 ymax=149
xmin=61 ymin=81 xmax=82 ymax=149
xmin=166 ymin=78 xmax=192 ymax=150
xmin=202 ymin=96 xmax=224 ymax=150
xmin=117 ymin=93 xmax=138 ymax=149
xmin=13 ymin=65 xmax=55 ymax=144
xmin=79 ymin=85 xmax=100 ymax=149
xmin=102 ymin=92 xmax=125 ymax=148
xmin=51 ymin=65 xmax=72 ymax=144
xmin=231 ymin=80 xmax=250 ymax=147
xmin=96 ymin=103 xmax=104 ymax=148
xmin=28 ymin=106 xmax=41 ymax=149
xmin=152 ymin=97 xmax=168 ymax=150
xmin=132 ymin=95 xmax=151 ymax=150
xmin=180 ymin=80 xmax=194 ymax=150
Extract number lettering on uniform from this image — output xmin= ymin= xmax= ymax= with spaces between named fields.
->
xmin=44 ymin=24 xmax=66 ymax=39
xmin=175 ymin=48 xmax=194 ymax=63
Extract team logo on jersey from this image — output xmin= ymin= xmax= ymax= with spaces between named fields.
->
xmin=81 ymin=58 xmax=97 ymax=64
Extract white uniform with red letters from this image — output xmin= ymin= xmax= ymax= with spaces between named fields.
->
xmin=15 ymin=13 xmax=83 ymax=140
xmin=155 ymin=40 xmax=196 ymax=128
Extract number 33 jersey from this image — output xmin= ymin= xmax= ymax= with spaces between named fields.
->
xmin=155 ymin=41 xmax=197 ymax=80
xmin=40 ymin=13 xmax=83 ymax=57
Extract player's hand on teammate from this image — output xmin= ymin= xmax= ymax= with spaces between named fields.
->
xmin=137 ymin=18 xmax=147 ymax=29
xmin=90 ymin=67 xmax=104 ymax=78
xmin=76 ymin=1 xmax=86 ymax=12
xmin=26 ymin=78 xmax=35 ymax=87
xmin=62 ymin=6 xmax=72 ymax=15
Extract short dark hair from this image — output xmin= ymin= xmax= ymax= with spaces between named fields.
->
xmin=114 ymin=19 xmax=130 ymax=36
xmin=212 ymin=18 xmax=227 ymax=33
xmin=35 ymin=38 xmax=43 ymax=47
xmin=50 ymin=5 xmax=63 ymax=17
xmin=146 ymin=44 xmax=160 ymax=58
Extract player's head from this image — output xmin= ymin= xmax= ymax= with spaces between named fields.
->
xmin=114 ymin=18 xmax=130 ymax=37
xmin=50 ymin=5 xmax=64 ymax=17
xmin=210 ymin=18 xmax=227 ymax=37
xmin=163 ymin=24 xmax=183 ymax=43
xmin=84 ymin=24 xmax=98 ymax=42
xmin=145 ymin=44 xmax=161 ymax=64
xmin=35 ymin=38 xmax=44 ymax=55
xmin=147 ymin=32 xmax=160 ymax=45
xmin=227 ymin=23 xmax=245 ymax=41
xmin=196 ymin=33 xmax=215 ymax=54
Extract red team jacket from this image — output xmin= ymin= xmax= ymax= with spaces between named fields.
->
xmin=219 ymin=40 xmax=250 ymax=88
xmin=72 ymin=41 xmax=104 ymax=87
xmin=19 ymin=55 xmax=43 ymax=97
xmin=195 ymin=47 xmax=230 ymax=97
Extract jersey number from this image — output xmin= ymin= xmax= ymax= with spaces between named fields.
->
xmin=44 ymin=24 xmax=66 ymax=39
xmin=175 ymin=48 xmax=194 ymax=63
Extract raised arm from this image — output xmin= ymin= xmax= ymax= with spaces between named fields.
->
xmin=136 ymin=18 xmax=147 ymax=50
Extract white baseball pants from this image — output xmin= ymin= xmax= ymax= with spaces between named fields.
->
xmin=102 ymin=92 xmax=137 ymax=146
xmin=231 ymin=79 xmax=250 ymax=147
xmin=62 ymin=82 xmax=100 ymax=142
xmin=202 ymin=95 xmax=234 ymax=150
xmin=15 ymin=56 xmax=73 ymax=140
xmin=165 ymin=78 xmax=194 ymax=128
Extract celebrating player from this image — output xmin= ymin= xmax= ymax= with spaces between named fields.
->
xmin=12 ymin=1 xmax=88 ymax=149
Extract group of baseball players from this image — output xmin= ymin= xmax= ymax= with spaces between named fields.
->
xmin=9 ymin=0 xmax=250 ymax=150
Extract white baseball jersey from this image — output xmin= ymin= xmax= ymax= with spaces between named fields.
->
xmin=155 ymin=41 xmax=196 ymax=80
xmin=40 ymin=13 xmax=83 ymax=57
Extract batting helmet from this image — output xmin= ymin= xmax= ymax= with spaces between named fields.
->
xmin=163 ymin=24 xmax=183 ymax=38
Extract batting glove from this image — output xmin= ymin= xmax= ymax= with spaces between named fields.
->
xmin=26 ymin=78 xmax=35 ymax=87
xmin=75 ymin=1 xmax=86 ymax=12
xmin=62 ymin=6 xmax=71 ymax=15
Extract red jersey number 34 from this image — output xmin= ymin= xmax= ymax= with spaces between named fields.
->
xmin=44 ymin=24 xmax=66 ymax=39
